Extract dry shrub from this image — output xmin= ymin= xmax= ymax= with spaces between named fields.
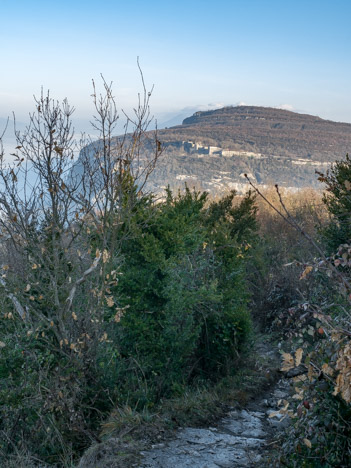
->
xmin=256 ymin=187 xmax=328 ymax=248
xmin=251 ymin=187 xmax=329 ymax=328
xmin=263 ymin=156 xmax=351 ymax=466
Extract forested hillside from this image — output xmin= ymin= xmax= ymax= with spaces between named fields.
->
xmin=143 ymin=106 xmax=351 ymax=194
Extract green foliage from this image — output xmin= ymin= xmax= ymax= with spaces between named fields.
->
xmin=107 ymin=187 xmax=257 ymax=406
xmin=0 ymin=304 xmax=117 ymax=464
xmin=319 ymin=154 xmax=351 ymax=252
xmin=279 ymin=389 xmax=351 ymax=467
xmin=0 ymin=182 xmax=258 ymax=465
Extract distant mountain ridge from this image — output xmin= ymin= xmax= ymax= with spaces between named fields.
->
xmin=145 ymin=106 xmax=351 ymax=194
xmin=160 ymin=105 xmax=351 ymax=162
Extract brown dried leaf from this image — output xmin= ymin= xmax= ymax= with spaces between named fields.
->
xmin=308 ymin=364 xmax=318 ymax=381
xmin=300 ymin=266 xmax=313 ymax=280
xmin=295 ymin=348 xmax=303 ymax=367
xmin=105 ymin=296 xmax=114 ymax=307
xmin=321 ymin=363 xmax=334 ymax=376
xmin=102 ymin=249 xmax=110 ymax=264
xmin=281 ymin=352 xmax=295 ymax=372
xmin=99 ymin=332 xmax=108 ymax=342
xmin=333 ymin=342 xmax=351 ymax=402
xmin=303 ymin=438 xmax=312 ymax=449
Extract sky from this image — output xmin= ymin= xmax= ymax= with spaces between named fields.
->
xmin=1 ymin=0 xmax=351 ymax=135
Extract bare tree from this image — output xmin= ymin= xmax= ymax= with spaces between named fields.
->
xmin=0 ymin=69 xmax=163 ymax=462
xmin=76 ymin=69 xmax=161 ymax=251
xmin=0 ymin=71 xmax=161 ymax=346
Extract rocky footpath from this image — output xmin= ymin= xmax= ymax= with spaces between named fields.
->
xmin=138 ymin=378 xmax=291 ymax=468
xmin=78 ymin=343 xmax=292 ymax=468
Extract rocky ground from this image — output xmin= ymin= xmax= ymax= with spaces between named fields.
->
xmin=78 ymin=342 xmax=292 ymax=468
xmin=137 ymin=378 xmax=291 ymax=468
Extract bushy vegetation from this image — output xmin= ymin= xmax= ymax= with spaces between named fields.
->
xmin=0 ymin=86 xmax=258 ymax=466
xmin=1 ymin=81 xmax=351 ymax=467
xmin=107 ymin=187 xmax=257 ymax=406
xmin=258 ymin=158 xmax=351 ymax=467
xmin=318 ymin=154 xmax=351 ymax=252
xmin=251 ymin=187 xmax=328 ymax=328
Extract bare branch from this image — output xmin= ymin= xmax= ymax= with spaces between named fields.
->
xmin=65 ymin=253 xmax=102 ymax=312
xmin=0 ymin=275 xmax=27 ymax=320
xmin=244 ymin=174 xmax=351 ymax=292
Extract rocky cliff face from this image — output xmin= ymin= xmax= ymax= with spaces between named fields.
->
xmin=145 ymin=106 xmax=351 ymax=194
xmin=74 ymin=106 xmax=351 ymax=196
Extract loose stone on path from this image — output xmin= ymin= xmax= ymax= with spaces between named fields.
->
xmin=139 ymin=379 xmax=291 ymax=467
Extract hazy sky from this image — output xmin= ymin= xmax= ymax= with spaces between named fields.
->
xmin=1 ymin=0 xmax=351 ymax=130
